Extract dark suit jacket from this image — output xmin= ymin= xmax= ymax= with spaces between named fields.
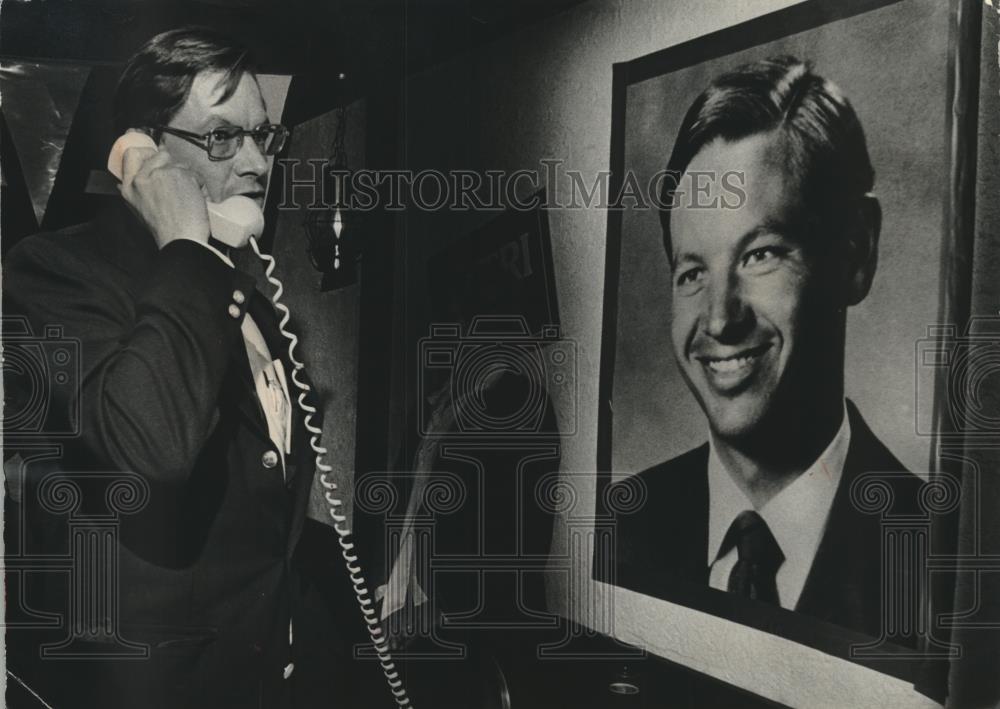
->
xmin=3 ymin=201 xmax=356 ymax=708
xmin=604 ymin=401 xmax=925 ymax=643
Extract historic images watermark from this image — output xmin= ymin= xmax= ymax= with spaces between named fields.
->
xmin=3 ymin=317 xmax=151 ymax=661
xmin=418 ymin=316 xmax=577 ymax=439
xmin=356 ymin=467 xmax=647 ymax=663
xmin=352 ymin=315 xmax=640 ymax=662
xmin=2 ymin=316 xmax=82 ymax=439
xmin=914 ymin=317 xmax=1000 ymax=441
xmin=276 ymin=158 xmax=747 ymax=213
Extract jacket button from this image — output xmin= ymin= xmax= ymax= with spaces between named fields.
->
xmin=232 ymin=289 xmax=246 ymax=304
xmin=262 ymin=450 xmax=279 ymax=468
xmin=228 ymin=304 xmax=241 ymax=319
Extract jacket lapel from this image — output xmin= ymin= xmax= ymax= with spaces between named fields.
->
xmin=613 ymin=445 xmax=710 ymax=599
xmin=795 ymin=400 xmax=909 ymax=636
xmin=216 ymin=315 xmax=292 ymax=543
xmin=245 ymin=290 xmax=317 ymax=554
xmin=246 ymin=290 xmax=288 ymax=367
xmin=246 ymin=291 xmax=300 ymax=483
xmin=220 ymin=318 xmax=273 ymax=443
xmin=661 ymin=448 xmax=711 ymax=586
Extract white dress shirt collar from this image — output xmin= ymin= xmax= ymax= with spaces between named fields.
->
xmin=198 ymin=239 xmax=235 ymax=268
xmin=706 ymin=402 xmax=851 ymax=609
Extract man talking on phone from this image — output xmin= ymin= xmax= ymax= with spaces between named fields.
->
xmin=4 ymin=27 xmax=357 ymax=708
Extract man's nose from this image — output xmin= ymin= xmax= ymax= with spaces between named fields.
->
xmin=236 ymin=135 xmax=268 ymax=176
xmin=703 ymin=272 xmax=751 ymax=342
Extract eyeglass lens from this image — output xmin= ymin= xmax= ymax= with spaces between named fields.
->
xmin=209 ymin=127 xmax=286 ymax=159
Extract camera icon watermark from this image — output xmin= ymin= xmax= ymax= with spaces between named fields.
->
xmin=915 ymin=317 xmax=1000 ymax=440
xmin=2 ymin=316 xmax=82 ymax=438
xmin=4 ymin=469 xmax=151 ymax=659
xmin=418 ymin=315 xmax=577 ymax=437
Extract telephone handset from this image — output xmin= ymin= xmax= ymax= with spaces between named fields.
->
xmin=104 ymin=133 xmax=413 ymax=706
xmin=107 ymin=131 xmax=264 ymax=249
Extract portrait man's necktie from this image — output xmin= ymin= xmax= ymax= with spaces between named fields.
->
xmin=719 ymin=510 xmax=784 ymax=605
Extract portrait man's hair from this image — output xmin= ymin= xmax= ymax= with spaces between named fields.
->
xmin=657 ymin=56 xmax=875 ymax=263
xmin=113 ymin=26 xmax=254 ymax=138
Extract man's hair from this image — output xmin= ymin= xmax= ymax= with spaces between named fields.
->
xmin=658 ymin=56 xmax=874 ymax=262
xmin=113 ymin=26 xmax=254 ymax=137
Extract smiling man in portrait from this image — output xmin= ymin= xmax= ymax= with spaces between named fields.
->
xmin=608 ymin=56 xmax=924 ymax=641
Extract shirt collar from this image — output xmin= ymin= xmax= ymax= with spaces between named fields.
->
xmin=201 ymin=239 xmax=235 ymax=268
xmin=706 ymin=401 xmax=851 ymax=571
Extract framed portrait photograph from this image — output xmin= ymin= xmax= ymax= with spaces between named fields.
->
xmin=593 ymin=0 xmax=981 ymax=692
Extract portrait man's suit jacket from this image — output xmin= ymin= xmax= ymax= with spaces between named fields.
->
xmin=3 ymin=200 xmax=361 ymax=708
xmin=606 ymin=400 xmax=925 ymax=642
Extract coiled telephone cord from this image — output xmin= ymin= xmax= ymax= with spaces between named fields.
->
xmin=251 ymin=236 xmax=411 ymax=708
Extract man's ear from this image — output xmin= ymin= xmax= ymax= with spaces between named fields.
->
xmin=845 ymin=195 xmax=881 ymax=306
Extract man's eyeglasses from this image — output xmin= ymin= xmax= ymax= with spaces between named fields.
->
xmin=153 ymin=123 xmax=289 ymax=161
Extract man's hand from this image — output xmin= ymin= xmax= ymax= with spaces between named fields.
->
xmin=119 ymin=143 xmax=212 ymax=249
